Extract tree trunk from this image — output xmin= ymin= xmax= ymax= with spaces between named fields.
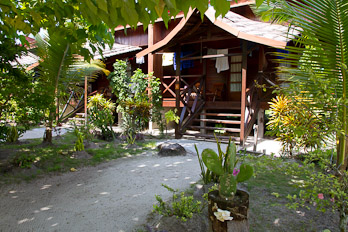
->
xmin=337 ymin=135 xmax=348 ymax=171
xmin=339 ymin=206 xmax=348 ymax=232
xmin=43 ymin=111 xmax=54 ymax=144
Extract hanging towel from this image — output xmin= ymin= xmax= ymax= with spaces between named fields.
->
xmin=136 ymin=56 xmax=145 ymax=64
xmin=215 ymin=49 xmax=229 ymax=73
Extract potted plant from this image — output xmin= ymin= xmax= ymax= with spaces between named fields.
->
xmin=200 ymin=137 xmax=253 ymax=232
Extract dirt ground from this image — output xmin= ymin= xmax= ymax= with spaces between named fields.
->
xmin=0 ymin=138 xmax=343 ymax=232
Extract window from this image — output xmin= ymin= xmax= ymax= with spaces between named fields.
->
xmin=229 ymin=55 xmax=242 ymax=92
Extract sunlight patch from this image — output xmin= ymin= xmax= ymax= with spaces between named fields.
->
xmin=40 ymin=205 xmax=52 ymax=211
xmin=41 ymin=185 xmax=52 ymax=190
xmin=18 ymin=217 xmax=35 ymax=224
xmin=100 ymin=192 xmax=110 ymax=195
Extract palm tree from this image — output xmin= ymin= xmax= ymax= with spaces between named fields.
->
xmin=256 ymin=1 xmax=348 ymax=230
xmin=35 ymin=32 xmax=110 ymax=143
xmin=256 ymin=0 xmax=348 ymax=170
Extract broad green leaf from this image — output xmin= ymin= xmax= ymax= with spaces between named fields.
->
xmin=225 ymin=139 xmax=237 ymax=172
xmin=97 ymin=0 xmax=108 ymax=13
xmin=256 ymin=0 xmax=265 ymax=7
xmin=155 ymin=0 xmax=165 ymax=17
xmin=237 ymin=163 xmax=254 ymax=183
xmin=202 ymin=148 xmax=224 ymax=176
xmin=219 ymin=173 xmax=237 ymax=198
xmin=210 ymin=0 xmax=230 ymax=18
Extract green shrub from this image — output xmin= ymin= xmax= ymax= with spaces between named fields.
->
xmin=153 ymin=184 xmax=202 ymax=222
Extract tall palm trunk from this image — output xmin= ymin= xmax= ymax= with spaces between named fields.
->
xmin=43 ymin=43 xmax=70 ymax=144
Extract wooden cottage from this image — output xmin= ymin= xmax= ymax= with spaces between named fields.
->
xmin=133 ymin=4 xmax=299 ymax=144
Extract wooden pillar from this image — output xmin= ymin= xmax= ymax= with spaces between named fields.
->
xmin=258 ymin=109 xmax=265 ymax=138
xmin=258 ymin=45 xmax=265 ymax=72
xmin=147 ymin=24 xmax=163 ymax=132
xmin=175 ymin=46 xmax=181 ymax=139
xmin=240 ymin=40 xmax=247 ymax=146
xmin=84 ymin=76 xmax=88 ymax=126
xmin=201 ymin=59 xmax=207 ymax=135
xmin=257 ymin=45 xmax=265 ymax=139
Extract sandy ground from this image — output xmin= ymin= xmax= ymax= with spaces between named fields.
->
xmin=3 ymin=127 xmax=282 ymax=232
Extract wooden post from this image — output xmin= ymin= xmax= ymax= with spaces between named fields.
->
xmin=258 ymin=45 xmax=265 ymax=72
xmin=175 ymin=46 xmax=181 ymax=139
xmin=240 ymin=40 xmax=247 ymax=146
xmin=84 ymin=76 xmax=88 ymax=126
xmin=201 ymin=59 xmax=207 ymax=135
xmin=148 ymin=24 xmax=154 ymax=132
xmin=257 ymin=109 xmax=265 ymax=138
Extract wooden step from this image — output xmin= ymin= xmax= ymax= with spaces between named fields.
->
xmin=183 ymin=132 xmax=240 ymax=142
xmin=68 ymin=117 xmax=85 ymax=121
xmin=194 ymin=119 xmax=241 ymax=125
xmin=204 ymin=101 xmax=241 ymax=110
xmin=76 ymin=113 xmax=85 ymax=116
xmin=200 ymin=113 xmax=241 ymax=117
xmin=188 ymin=126 xmax=241 ymax=133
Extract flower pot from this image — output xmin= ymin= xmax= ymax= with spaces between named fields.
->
xmin=208 ymin=189 xmax=249 ymax=232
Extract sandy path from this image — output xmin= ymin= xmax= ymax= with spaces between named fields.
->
xmin=0 ymin=147 xmax=203 ymax=232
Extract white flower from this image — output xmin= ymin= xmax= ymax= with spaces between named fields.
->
xmin=214 ymin=209 xmax=233 ymax=222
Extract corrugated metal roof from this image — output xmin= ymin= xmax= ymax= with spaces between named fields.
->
xmin=88 ymin=43 xmax=142 ymax=59
xmin=10 ymin=52 xmax=40 ymax=68
xmin=220 ymin=11 xmax=300 ymax=44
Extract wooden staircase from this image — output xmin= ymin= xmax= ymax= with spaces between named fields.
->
xmin=182 ymin=102 xmax=243 ymax=141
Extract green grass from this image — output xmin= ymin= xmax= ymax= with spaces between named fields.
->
xmin=0 ymin=132 xmax=157 ymax=184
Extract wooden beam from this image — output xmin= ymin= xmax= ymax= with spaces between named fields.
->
xmin=175 ymin=46 xmax=181 ymax=139
xmin=240 ymin=40 xmax=247 ymax=145
xmin=181 ymin=53 xmax=243 ymax=61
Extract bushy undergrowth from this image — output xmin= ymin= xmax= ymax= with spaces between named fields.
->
xmin=153 ymin=184 xmax=203 ymax=222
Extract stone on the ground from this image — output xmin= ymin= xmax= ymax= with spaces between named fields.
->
xmin=157 ymin=143 xmax=186 ymax=156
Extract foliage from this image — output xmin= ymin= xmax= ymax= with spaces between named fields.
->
xmin=87 ymin=94 xmax=116 ymax=140
xmin=74 ymin=129 xmax=85 ymax=151
xmin=153 ymin=184 xmax=202 ymax=222
xmin=165 ymin=109 xmax=180 ymax=125
xmin=6 ymin=126 xmax=19 ymax=143
xmin=11 ymin=153 xmax=38 ymax=169
xmin=108 ymin=60 xmax=163 ymax=141
xmin=277 ymin=149 xmax=348 ymax=232
xmin=200 ymin=136 xmax=253 ymax=198
xmin=267 ymin=95 xmax=327 ymax=155
xmin=35 ymin=31 xmax=110 ymax=143
xmin=0 ymin=34 xmax=46 ymax=139
xmin=195 ymin=144 xmax=212 ymax=184
xmin=256 ymin=0 xmax=348 ymax=170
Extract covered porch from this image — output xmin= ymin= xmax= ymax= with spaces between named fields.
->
xmin=137 ymin=6 xmax=299 ymax=144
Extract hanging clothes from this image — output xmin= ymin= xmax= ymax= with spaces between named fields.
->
xmin=215 ymin=49 xmax=229 ymax=73
xmin=136 ymin=56 xmax=145 ymax=64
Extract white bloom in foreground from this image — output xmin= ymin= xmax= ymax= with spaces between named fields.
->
xmin=214 ymin=209 xmax=233 ymax=222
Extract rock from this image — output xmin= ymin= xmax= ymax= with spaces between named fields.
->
xmin=84 ymin=141 xmax=99 ymax=149
xmin=72 ymin=151 xmax=92 ymax=159
xmin=157 ymin=143 xmax=186 ymax=156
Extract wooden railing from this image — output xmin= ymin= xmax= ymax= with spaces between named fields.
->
xmin=243 ymin=72 xmax=276 ymax=141
xmin=179 ymin=75 xmax=206 ymax=133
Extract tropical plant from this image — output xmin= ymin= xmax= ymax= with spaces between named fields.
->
xmin=153 ymin=184 xmax=202 ymax=222
xmin=87 ymin=94 xmax=116 ymax=140
xmin=256 ymin=0 xmax=348 ymax=170
xmin=108 ymin=60 xmax=163 ymax=142
xmin=199 ymin=136 xmax=254 ymax=199
xmin=35 ymin=32 xmax=110 ymax=144
xmin=267 ymin=95 xmax=325 ymax=155
xmin=74 ymin=129 xmax=85 ymax=151
xmin=256 ymin=0 xmax=348 ymax=230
